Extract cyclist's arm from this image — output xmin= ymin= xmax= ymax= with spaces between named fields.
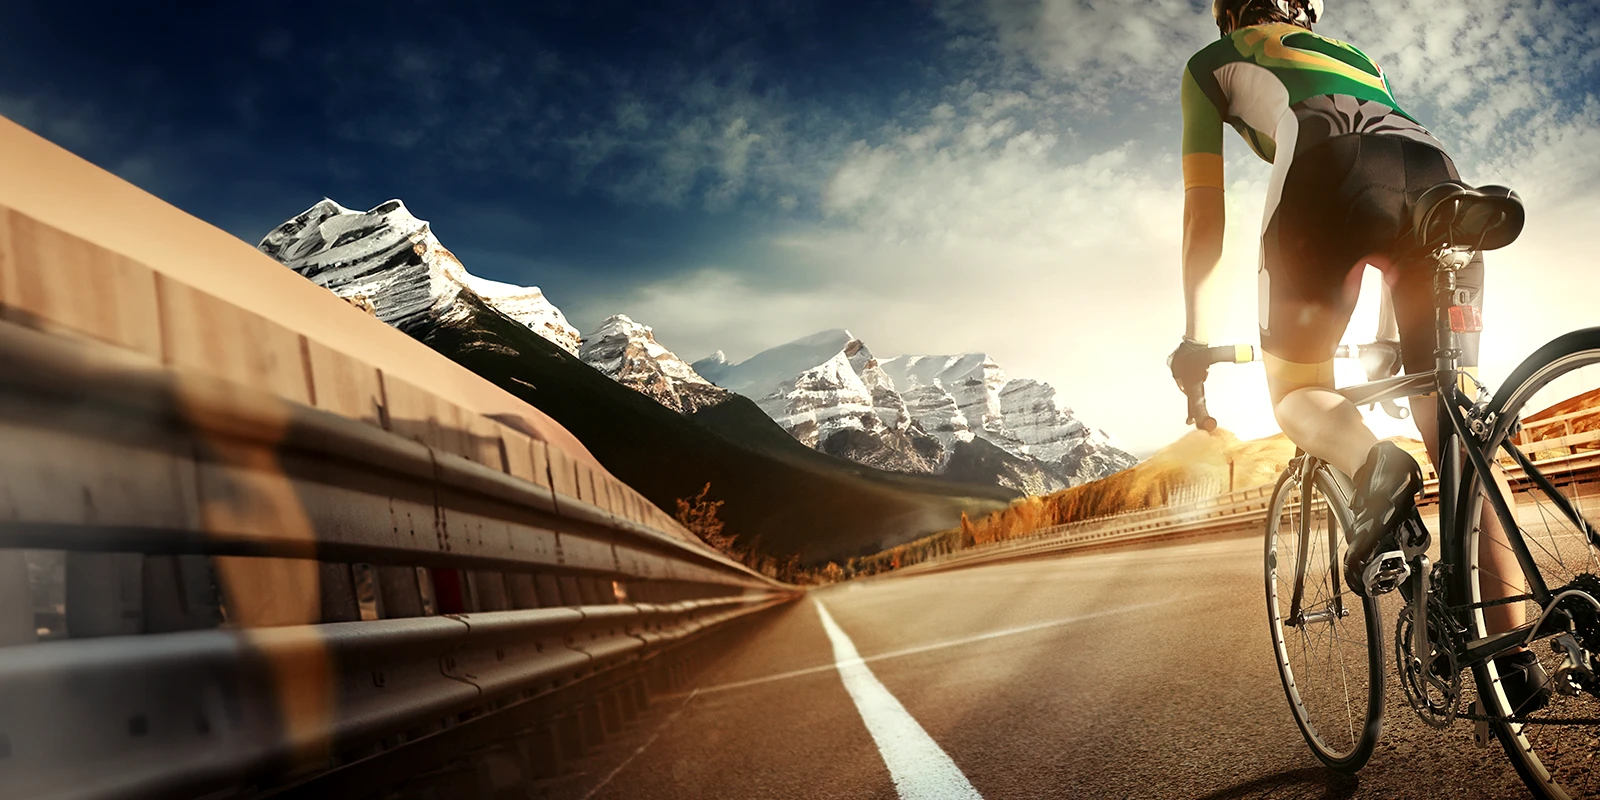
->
xmin=1181 ymin=66 xmax=1226 ymax=343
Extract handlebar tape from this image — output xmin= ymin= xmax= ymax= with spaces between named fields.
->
xmin=1207 ymin=344 xmax=1255 ymax=365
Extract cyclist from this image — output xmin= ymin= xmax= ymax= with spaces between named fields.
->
xmin=1167 ymin=0 xmax=1549 ymax=709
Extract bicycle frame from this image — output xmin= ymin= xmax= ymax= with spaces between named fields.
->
xmin=1283 ymin=455 xmax=1344 ymax=627
xmin=1330 ymin=251 xmax=1595 ymax=671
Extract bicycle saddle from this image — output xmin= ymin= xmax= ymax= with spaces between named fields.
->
xmin=1411 ymin=180 xmax=1525 ymax=253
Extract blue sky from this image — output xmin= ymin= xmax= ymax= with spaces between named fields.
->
xmin=5 ymin=1 xmax=1599 ymax=454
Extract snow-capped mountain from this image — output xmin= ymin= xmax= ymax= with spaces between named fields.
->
xmin=259 ymin=199 xmax=581 ymax=354
xmin=751 ymin=337 xmax=945 ymax=474
xmin=578 ymin=315 xmax=731 ymax=414
xmin=258 ymin=198 xmax=1134 ymax=495
xmin=693 ymin=329 xmax=857 ymax=399
xmin=879 ymin=354 xmax=1012 ymax=442
xmin=456 ymin=273 xmax=581 ymax=356
xmin=698 ymin=331 xmax=1137 ymax=491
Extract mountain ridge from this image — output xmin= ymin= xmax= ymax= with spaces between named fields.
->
xmin=260 ymin=198 xmax=1015 ymax=563
xmin=260 ymin=197 xmax=1136 ymax=500
xmin=697 ymin=331 xmax=1139 ymax=492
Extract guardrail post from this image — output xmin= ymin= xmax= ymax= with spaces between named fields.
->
xmin=64 ymin=552 xmax=143 ymax=637
xmin=470 ymin=571 xmax=511 ymax=612
xmin=558 ymin=576 xmax=584 ymax=606
xmin=316 ymin=562 xmax=362 ymax=624
xmin=579 ymin=700 xmax=605 ymax=747
xmin=619 ymin=682 xmax=640 ymax=722
xmin=432 ymin=762 xmax=490 ymax=799
xmin=556 ymin=713 xmax=585 ymax=760
xmin=599 ymin=691 xmax=623 ymax=735
xmin=648 ymin=662 xmax=673 ymax=694
xmin=516 ymin=725 xmax=563 ymax=781
xmin=0 ymin=550 xmax=33 ymax=645
xmin=378 ymin=565 xmax=427 ymax=618
xmin=142 ymin=554 xmax=224 ymax=633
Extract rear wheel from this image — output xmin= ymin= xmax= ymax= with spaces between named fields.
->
xmin=1265 ymin=461 xmax=1385 ymax=771
xmin=1457 ymin=332 xmax=1600 ymax=800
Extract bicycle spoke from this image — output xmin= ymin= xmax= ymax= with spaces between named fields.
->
xmin=1463 ymin=350 xmax=1600 ymax=799
xmin=1268 ymin=469 xmax=1377 ymax=767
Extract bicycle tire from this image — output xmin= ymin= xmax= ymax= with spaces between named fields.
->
xmin=1454 ymin=329 xmax=1600 ymax=800
xmin=1264 ymin=461 xmax=1385 ymax=772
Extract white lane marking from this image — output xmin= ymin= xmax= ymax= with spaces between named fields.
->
xmin=815 ymin=598 xmax=985 ymax=800
xmin=579 ymin=688 xmax=700 ymax=800
xmin=697 ymin=597 xmax=1183 ymax=696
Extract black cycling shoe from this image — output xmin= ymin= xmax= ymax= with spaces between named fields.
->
xmin=1343 ymin=441 xmax=1424 ymax=596
xmin=1493 ymin=649 xmax=1552 ymax=715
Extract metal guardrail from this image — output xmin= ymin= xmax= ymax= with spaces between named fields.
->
xmin=2 ymin=595 xmax=779 ymax=800
xmin=899 ymin=421 xmax=1600 ymax=576
xmin=0 ymin=197 xmax=797 ymax=799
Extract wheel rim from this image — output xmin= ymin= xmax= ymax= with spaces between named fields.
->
xmin=1468 ymin=348 xmax=1600 ymax=799
xmin=1266 ymin=468 xmax=1379 ymax=764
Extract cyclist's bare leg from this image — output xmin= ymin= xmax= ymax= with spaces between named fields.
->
xmin=1263 ymin=268 xmax=1377 ymax=478
xmin=1273 ymin=382 xmax=1527 ymax=634
xmin=1408 ymin=399 xmax=1528 ymax=635
xmin=1262 ymin=280 xmax=1525 ymax=633
xmin=1270 ymin=379 xmax=1378 ymax=478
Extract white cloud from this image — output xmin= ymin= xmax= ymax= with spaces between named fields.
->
xmin=936 ymin=0 xmax=1211 ymax=108
xmin=582 ymin=91 xmax=1205 ymax=451
xmin=582 ymin=2 xmax=1600 ymax=456
xmin=1321 ymin=0 xmax=1600 ymax=150
xmin=22 ymin=1 xmax=1586 ymax=459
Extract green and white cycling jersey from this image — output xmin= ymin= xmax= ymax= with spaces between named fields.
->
xmin=1180 ymin=22 xmax=1442 ymax=192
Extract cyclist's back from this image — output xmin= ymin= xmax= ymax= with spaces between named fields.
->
xmin=1170 ymin=0 xmax=1544 ymax=709
xmin=1181 ymin=21 xmax=1441 ymax=183
xmin=1171 ymin=0 xmax=1484 ymax=593
xmin=1184 ymin=19 xmax=1482 ymax=390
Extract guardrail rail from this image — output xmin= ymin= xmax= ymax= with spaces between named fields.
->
xmin=898 ymin=418 xmax=1600 ymax=576
xmin=0 ymin=124 xmax=799 ymax=800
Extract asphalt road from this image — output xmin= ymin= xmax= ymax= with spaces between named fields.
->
xmin=541 ymin=534 xmax=1544 ymax=800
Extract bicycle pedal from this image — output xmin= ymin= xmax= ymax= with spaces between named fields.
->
xmin=1362 ymin=550 xmax=1410 ymax=596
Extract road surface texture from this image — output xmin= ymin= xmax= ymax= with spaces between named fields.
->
xmin=537 ymin=534 xmax=1543 ymax=800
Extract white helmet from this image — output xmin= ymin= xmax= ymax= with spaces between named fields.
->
xmin=1213 ymin=0 xmax=1323 ymax=33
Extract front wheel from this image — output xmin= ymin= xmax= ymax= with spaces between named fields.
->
xmin=1457 ymin=330 xmax=1600 ymax=800
xmin=1265 ymin=461 xmax=1385 ymax=772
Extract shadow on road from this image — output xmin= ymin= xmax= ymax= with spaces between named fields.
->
xmin=1192 ymin=766 xmax=1358 ymax=800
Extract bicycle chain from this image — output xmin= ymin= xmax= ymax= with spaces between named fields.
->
xmin=1449 ymin=593 xmax=1535 ymax=612
xmin=1459 ymin=710 xmax=1600 ymax=726
xmin=1449 ymin=577 xmax=1600 ymax=727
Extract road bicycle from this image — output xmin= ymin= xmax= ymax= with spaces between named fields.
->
xmin=1181 ymin=181 xmax=1600 ymax=799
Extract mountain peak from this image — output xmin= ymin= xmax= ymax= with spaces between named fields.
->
xmin=794 ymin=328 xmax=854 ymax=347
xmin=709 ymin=336 xmax=1137 ymax=492
xmin=578 ymin=313 xmax=728 ymax=413
xmin=700 ymin=328 xmax=862 ymax=399
xmin=260 ymin=198 xmax=581 ymax=355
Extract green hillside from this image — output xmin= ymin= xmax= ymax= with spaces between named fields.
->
xmin=413 ymin=293 xmax=1015 ymax=564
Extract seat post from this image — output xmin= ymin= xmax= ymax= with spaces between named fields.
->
xmin=1433 ymin=257 xmax=1461 ymax=375
xmin=1432 ymin=252 xmax=1465 ymax=550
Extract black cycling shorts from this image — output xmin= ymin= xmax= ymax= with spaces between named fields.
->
xmin=1260 ymin=133 xmax=1483 ymax=377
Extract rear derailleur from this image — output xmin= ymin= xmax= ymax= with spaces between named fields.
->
xmin=1545 ymin=573 xmax=1600 ymax=698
